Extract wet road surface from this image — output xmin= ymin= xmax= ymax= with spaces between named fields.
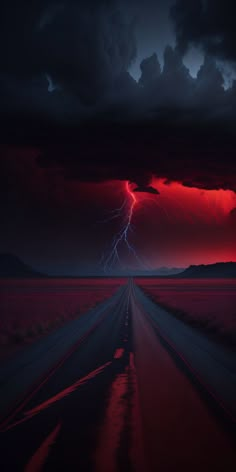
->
xmin=0 ymin=280 xmax=235 ymax=471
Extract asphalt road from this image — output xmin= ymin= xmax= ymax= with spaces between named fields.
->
xmin=0 ymin=280 xmax=235 ymax=471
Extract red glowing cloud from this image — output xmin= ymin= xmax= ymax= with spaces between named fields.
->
xmin=117 ymin=178 xmax=236 ymax=268
xmin=150 ymin=178 xmax=236 ymax=223
xmin=78 ymin=178 xmax=236 ymax=269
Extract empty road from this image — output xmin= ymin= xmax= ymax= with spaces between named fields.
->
xmin=0 ymin=280 xmax=235 ymax=471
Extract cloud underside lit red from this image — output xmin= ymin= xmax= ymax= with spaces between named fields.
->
xmin=0 ymin=148 xmax=235 ymax=271
xmin=108 ymin=178 xmax=236 ymax=268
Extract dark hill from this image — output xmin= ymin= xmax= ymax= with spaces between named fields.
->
xmin=177 ymin=262 xmax=236 ymax=278
xmin=0 ymin=254 xmax=44 ymax=278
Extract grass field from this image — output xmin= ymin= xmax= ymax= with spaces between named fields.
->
xmin=0 ymin=278 xmax=126 ymax=361
xmin=136 ymin=278 xmax=236 ymax=347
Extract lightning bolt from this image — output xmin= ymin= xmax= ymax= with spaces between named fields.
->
xmin=102 ymin=181 xmax=148 ymax=273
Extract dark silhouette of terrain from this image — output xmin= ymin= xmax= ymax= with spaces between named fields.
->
xmin=1 ymin=253 xmax=236 ymax=278
xmin=177 ymin=262 xmax=236 ymax=278
xmin=0 ymin=254 xmax=44 ymax=278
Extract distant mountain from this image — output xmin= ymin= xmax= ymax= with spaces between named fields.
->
xmin=0 ymin=254 xmax=44 ymax=278
xmin=109 ymin=267 xmax=185 ymax=277
xmin=152 ymin=267 xmax=184 ymax=276
xmin=177 ymin=262 xmax=236 ymax=278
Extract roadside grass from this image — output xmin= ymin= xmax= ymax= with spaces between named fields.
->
xmin=0 ymin=280 xmax=123 ymax=362
xmin=140 ymin=287 xmax=236 ymax=349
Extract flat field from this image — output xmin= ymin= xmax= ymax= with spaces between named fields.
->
xmin=1 ymin=277 xmax=235 ymax=362
xmin=136 ymin=278 xmax=236 ymax=346
xmin=0 ymin=278 xmax=126 ymax=361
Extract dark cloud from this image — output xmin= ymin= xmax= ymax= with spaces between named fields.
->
xmin=139 ymin=53 xmax=161 ymax=87
xmin=171 ymin=0 xmax=236 ymax=64
xmin=0 ymin=1 xmax=235 ymax=122
xmin=138 ymin=47 xmax=231 ymax=114
xmin=194 ymin=56 xmax=225 ymax=108
xmin=148 ymin=46 xmax=195 ymax=107
xmin=0 ymin=2 xmax=236 ymax=194
xmin=133 ymin=186 xmax=160 ymax=195
xmin=12 ymin=43 xmax=234 ymax=193
xmin=0 ymin=1 xmax=236 ymax=271
xmin=30 ymin=113 xmax=236 ymax=193
xmin=39 ymin=1 xmax=137 ymax=104
xmin=229 ymin=208 xmax=236 ymax=226
xmin=0 ymin=0 xmax=137 ymax=105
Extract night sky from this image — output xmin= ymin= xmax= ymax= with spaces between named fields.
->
xmin=0 ymin=0 xmax=236 ymax=275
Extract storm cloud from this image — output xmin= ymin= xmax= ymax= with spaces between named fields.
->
xmin=171 ymin=0 xmax=236 ymax=64
xmin=0 ymin=1 xmax=137 ymax=105
xmin=0 ymin=1 xmax=235 ymax=119
xmin=0 ymin=1 xmax=236 ymax=194
xmin=0 ymin=1 xmax=236 ymax=271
